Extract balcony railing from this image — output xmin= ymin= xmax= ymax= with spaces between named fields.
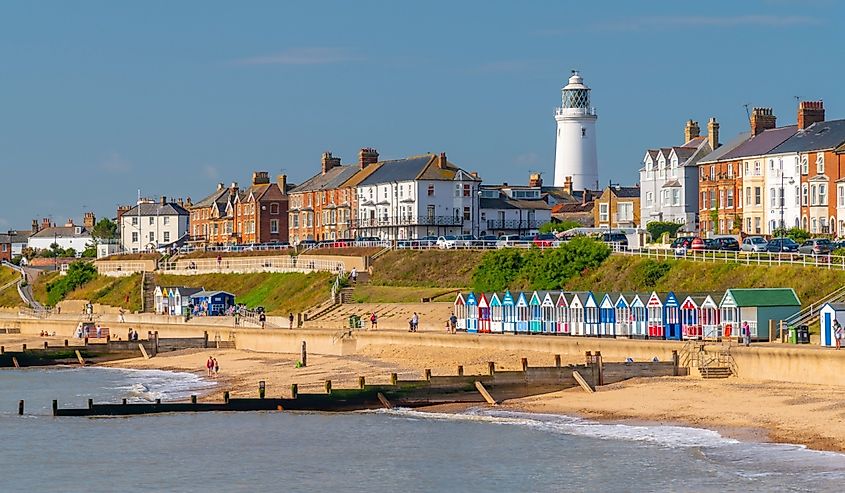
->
xmin=485 ymin=219 xmax=544 ymax=230
xmin=354 ymin=215 xmax=464 ymax=228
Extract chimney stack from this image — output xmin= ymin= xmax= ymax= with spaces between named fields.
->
xmin=31 ymin=219 xmax=38 ymax=233
xmin=707 ymin=117 xmax=720 ymax=151
xmin=65 ymin=218 xmax=74 ymax=227
xmin=252 ymin=171 xmax=270 ymax=185
xmin=798 ymin=100 xmax=825 ymax=130
xmin=358 ymin=148 xmax=379 ymax=169
xmin=582 ymin=189 xmax=591 ymax=206
xmin=83 ymin=212 xmax=96 ymax=229
xmin=229 ymin=183 xmax=239 ymax=199
xmin=186 ymin=197 xmax=192 ymax=207
xmin=217 ymin=183 xmax=224 ymax=191
xmin=41 ymin=218 xmax=51 ymax=230
xmin=160 ymin=196 xmax=167 ymax=205
xmin=321 ymin=152 xmax=341 ymax=175
xmin=684 ymin=119 xmax=701 ymax=143
xmin=750 ymin=107 xmax=777 ymax=136
xmin=438 ymin=152 xmax=447 ymax=169
xmin=563 ymin=176 xmax=573 ymax=195
xmin=277 ymin=174 xmax=288 ymax=194
xmin=529 ymin=173 xmax=543 ymax=187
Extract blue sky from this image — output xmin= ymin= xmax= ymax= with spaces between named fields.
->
xmin=0 ymin=0 xmax=841 ymax=228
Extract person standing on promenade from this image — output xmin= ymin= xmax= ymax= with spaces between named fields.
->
xmin=216 ymin=255 xmax=222 ymax=270
xmin=259 ymin=312 xmax=266 ymax=329
xmin=350 ymin=267 xmax=357 ymax=284
xmin=118 ymin=308 xmax=125 ymax=323
xmin=834 ymin=320 xmax=843 ymax=350
xmin=741 ymin=321 xmax=751 ymax=347
xmin=370 ymin=312 xmax=378 ymax=330
xmin=449 ymin=313 xmax=457 ymax=334
xmin=289 ymin=312 xmax=294 ymax=329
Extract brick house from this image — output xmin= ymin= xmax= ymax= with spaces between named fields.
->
xmin=593 ymin=185 xmax=641 ymax=229
xmin=0 ymin=233 xmax=11 ymax=262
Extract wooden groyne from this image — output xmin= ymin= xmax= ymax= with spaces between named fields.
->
xmin=50 ymin=352 xmax=682 ymax=417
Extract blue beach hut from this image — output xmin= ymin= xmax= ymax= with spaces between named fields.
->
xmin=599 ymin=294 xmax=616 ymax=337
xmin=614 ymin=295 xmax=632 ymax=338
xmin=502 ymin=290 xmax=516 ymax=333
xmin=529 ymin=291 xmax=544 ymax=333
xmin=663 ymin=292 xmax=682 ymax=340
xmin=630 ymin=294 xmax=648 ymax=338
xmin=489 ymin=293 xmax=504 ymax=334
xmin=189 ymin=290 xmax=235 ymax=316
xmin=515 ymin=292 xmax=530 ymax=333
xmin=584 ymin=292 xmax=600 ymax=337
xmin=465 ymin=292 xmax=479 ymax=333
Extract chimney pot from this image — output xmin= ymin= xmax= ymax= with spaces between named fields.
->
xmin=358 ymin=148 xmax=379 ymax=169
xmin=321 ymin=152 xmax=340 ymax=175
xmin=563 ymin=176 xmax=573 ymax=195
xmin=438 ymin=152 xmax=447 ymax=169
xmin=160 ymin=196 xmax=166 ymax=205
xmin=217 ymin=183 xmax=224 ymax=191
xmin=750 ymin=107 xmax=777 ymax=136
xmin=684 ymin=119 xmax=701 ymax=143
xmin=707 ymin=117 xmax=720 ymax=151
xmin=277 ymin=174 xmax=288 ymax=194
xmin=798 ymin=100 xmax=825 ymax=130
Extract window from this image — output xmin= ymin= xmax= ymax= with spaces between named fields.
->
xmin=754 ymin=217 xmax=761 ymax=234
xmin=163 ymin=217 xmax=170 ymax=226
xmin=744 ymin=163 xmax=749 ymax=175
xmin=770 ymin=188 xmax=776 ymax=207
xmin=672 ymin=188 xmax=680 ymax=206
xmin=819 ymin=184 xmax=827 ymax=206
xmin=149 ymin=232 xmax=155 ymax=242
xmin=270 ymin=203 xmax=279 ymax=214
xmin=811 ymin=185 xmax=817 ymax=206
xmin=727 ymin=189 xmax=734 ymax=208
xmin=801 ymin=155 xmax=809 ymax=175
xmin=149 ymin=217 xmax=154 ymax=225
xmin=618 ymin=202 xmax=634 ymax=221
xmin=745 ymin=187 xmax=751 ymax=205
xmin=802 ymin=184 xmax=809 ymax=206
xmin=746 ymin=217 xmax=752 ymax=232
xmin=719 ymin=190 xmax=724 ymax=208
xmin=131 ymin=232 xmax=138 ymax=243
xmin=754 ymin=161 xmax=761 ymax=176
xmin=270 ymin=219 xmax=279 ymax=233
xmin=581 ymin=127 xmax=586 ymax=137
xmin=646 ymin=192 xmax=653 ymax=206
xmin=817 ymin=153 xmax=825 ymax=174
xmin=701 ymin=191 xmax=706 ymax=209
xmin=754 ymin=187 xmax=761 ymax=206
xmin=727 ymin=165 xmax=733 ymax=178
xmin=599 ymin=203 xmax=609 ymax=222
xmin=839 ymin=185 xmax=845 ymax=208
xmin=795 ymin=186 xmax=801 ymax=207
xmin=463 ymin=184 xmax=471 ymax=197
xmin=463 ymin=207 xmax=471 ymax=220
xmin=709 ymin=190 xmax=715 ymax=210
xmin=163 ymin=232 xmax=170 ymax=243
xmin=131 ymin=217 xmax=138 ymax=226
xmin=427 ymin=185 xmax=435 ymax=196
xmin=710 ymin=167 xmax=715 ymax=180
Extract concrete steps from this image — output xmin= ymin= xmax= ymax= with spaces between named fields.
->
xmin=698 ymin=366 xmax=732 ymax=379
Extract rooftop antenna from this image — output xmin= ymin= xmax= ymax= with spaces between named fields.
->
xmin=743 ymin=103 xmax=751 ymax=121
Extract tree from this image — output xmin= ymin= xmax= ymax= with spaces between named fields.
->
xmin=91 ymin=218 xmax=118 ymax=242
xmin=646 ymin=221 xmax=683 ymax=242
xmin=45 ymin=261 xmax=96 ymax=306
xmin=81 ymin=242 xmax=97 ymax=258
xmin=472 ymin=248 xmax=525 ymax=292
xmin=773 ymin=227 xmax=810 ymax=243
xmin=539 ymin=221 xmax=582 ymax=234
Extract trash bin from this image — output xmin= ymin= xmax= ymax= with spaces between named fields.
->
xmin=348 ymin=315 xmax=361 ymax=329
xmin=788 ymin=326 xmax=797 ymax=344
xmin=798 ymin=324 xmax=809 ymax=344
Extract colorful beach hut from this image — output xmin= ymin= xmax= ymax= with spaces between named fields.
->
xmin=699 ymin=295 xmax=721 ymax=339
xmin=502 ymin=290 xmax=516 ymax=333
xmin=646 ymin=292 xmax=664 ymax=339
xmin=630 ymin=294 xmax=647 ymax=338
xmin=529 ymin=291 xmax=544 ymax=334
xmin=556 ymin=293 xmax=570 ymax=335
xmin=465 ymin=292 xmax=479 ymax=333
xmin=819 ymin=303 xmax=845 ymax=347
xmin=569 ymin=292 xmax=587 ymax=336
xmin=663 ymin=292 xmax=682 ymax=340
xmin=478 ymin=293 xmax=491 ymax=333
xmin=454 ymin=293 xmax=467 ymax=331
xmin=489 ymin=293 xmax=504 ymax=334
xmin=720 ymin=288 xmax=801 ymax=341
xmin=515 ymin=292 xmax=530 ymax=333
xmin=189 ymin=290 xmax=235 ymax=316
xmin=680 ymin=296 xmax=703 ymax=340
xmin=541 ymin=292 xmax=558 ymax=334
xmin=584 ymin=292 xmax=600 ymax=337
xmin=614 ymin=295 xmax=632 ymax=338
xmin=599 ymin=294 xmax=616 ymax=337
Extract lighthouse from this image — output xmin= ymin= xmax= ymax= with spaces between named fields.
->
xmin=553 ymin=70 xmax=598 ymax=190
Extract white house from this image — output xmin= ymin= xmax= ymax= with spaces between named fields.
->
xmin=120 ymin=197 xmax=190 ymax=253
xmin=27 ymin=221 xmax=92 ymax=254
xmin=355 ymin=153 xmax=481 ymax=240
xmin=639 ymin=119 xmax=716 ymax=232
xmin=480 ymin=173 xmax=553 ymax=236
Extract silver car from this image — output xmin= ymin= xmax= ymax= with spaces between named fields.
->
xmin=741 ymin=236 xmax=768 ymax=252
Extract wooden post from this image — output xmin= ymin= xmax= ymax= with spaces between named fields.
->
xmin=259 ymin=381 xmax=266 ymax=399
xmin=290 ymin=384 xmax=298 ymax=399
xmin=300 ymin=341 xmax=307 ymax=367
xmin=488 ymin=361 xmax=495 ymax=375
xmin=52 ymin=400 xmax=58 ymax=416
xmin=203 ymin=331 xmax=209 ymax=348
xmin=424 ymin=369 xmax=431 ymax=381
xmin=377 ymin=392 xmax=393 ymax=409
xmin=595 ymin=351 xmax=604 ymax=386
xmin=44 ymin=341 xmax=48 ymax=349
xmin=18 ymin=400 xmax=24 ymax=415
xmin=75 ymin=350 xmax=85 ymax=366
xmin=390 ymin=373 xmax=397 ymax=385
xmin=474 ymin=381 xmax=497 ymax=405
xmin=572 ymin=371 xmax=595 ymax=394
xmin=22 ymin=343 xmax=26 ymax=351
xmin=768 ymin=320 xmax=775 ymax=343
xmin=585 ymin=351 xmax=592 ymax=364
xmin=122 ymin=398 xmax=127 ymax=405
xmin=191 ymin=395 xmax=197 ymax=404
xmin=554 ymin=354 xmax=561 ymax=367
xmin=223 ymin=391 xmax=230 ymax=404
xmin=0 ymin=345 xmax=4 ymax=354
xmin=88 ymin=398 xmax=93 ymax=410
xmin=358 ymin=376 xmax=366 ymax=389
xmin=139 ymin=344 xmax=150 ymax=360
xmin=83 ymin=337 xmax=88 ymax=346
xmin=64 ymin=340 xmax=68 ymax=347
xmin=521 ymin=357 xmax=528 ymax=372
xmin=12 ymin=357 xmax=19 ymax=368
xmin=457 ymin=365 xmax=464 ymax=376
xmin=672 ymin=350 xmax=680 ymax=376
xmin=324 ymin=380 xmax=332 ymax=394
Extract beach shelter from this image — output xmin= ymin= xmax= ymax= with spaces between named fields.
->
xmin=541 ymin=292 xmax=558 ymax=334
xmin=189 ymin=290 xmax=235 ymax=316
xmin=529 ymin=291 xmax=544 ymax=333
xmin=663 ymin=292 xmax=682 ymax=340
xmin=614 ymin=294 xmax=632 ymax=338
xmin=584 ymin=292 xmax=600 ymax=336
xmin=629 ymin=294 xmax=648 ymax=338
xmin=489 ymin=293 xmax=504 ymax=334
xmin=465 ymin=292 xmax=479 ymax=333
xmin=680 ymin=296 xmax=702 ymax=339
xmin=477 ymin=293 xmax=491 ymax=333
xmin=171 ymin=287 xmax=203 ymax=316
xmin=501 ymin=290 xmax=516 ymax=333
xmin=569 ymin=292 xmax=587 ymax=336
xmin=515 ymin=292 xmax=530 ymax=333
xmin=646 ymin=292 xmax=665 ymax=339
xmin=819 ymin=303 xmax=845 ymax=347
xmin=154 ymin=286 xmax=168 ymax=315
xmin=556 ymin=293 xmax=570 ymax=335
xmin=699 ymin=295 xmax=721 ymax=339
xmin=599 ymin=294 xmax=616 ymax=337
xmin=453 ymin=293 xmax=467 ymax=331
xmin=720 ymin=288 xmax=801 ymax=341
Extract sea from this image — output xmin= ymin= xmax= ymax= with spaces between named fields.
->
xmin=1 ymin=367 xmax=843 ymax=493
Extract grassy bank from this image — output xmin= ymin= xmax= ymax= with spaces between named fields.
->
xmin=64 ymin=273 xmax=143 ymax=312
xmin=0 ymin=266 xmax=23 ymax=307
xmin=369 ymin=250 xmax=482 ymax=288
xmin=350 ymin=285 xmax=459 ymax=303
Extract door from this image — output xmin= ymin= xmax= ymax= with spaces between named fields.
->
xmin=824 ymin=312 xmax=832 ymax=346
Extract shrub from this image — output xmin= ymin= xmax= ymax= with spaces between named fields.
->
xmin=646 ymin=221 xmax=683 ymax=242
xmin=539 ymin=221 xmax=582 ymax=233
xmin=472 ymin=248 xmax=525 ymax=292
xmin=772 ymin=227 xmax=810 ymax=243
xmin=45 ymin=261 xmax=96 ymax=306
xmin=633 ymin=260 xmax=672 ymax=288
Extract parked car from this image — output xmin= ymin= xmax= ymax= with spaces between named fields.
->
xmin=532 ymin=233 xmax=557 ymax=248
xmin=417 ymin=235 xmax=438 ymax=247
xmin=297 ymin=239 xmax=317 ymax=248
xmin=711 ymin=236 xmax=740 ymax=251
xmin=600 ymin=232 xmax=628 ymax=248
xmin=703 ymin=238 xmax=719 ymax=250
xmin=798 ymin=238 xmax=832 ymax=255
xmin=496 ymin=234 xmax=521 ymax=248
xmin=741 ymin=236 xmax=768 ymax=252
xmin=453 ymin=234 xmax=477 ymax=247
xmin=476 ymin=235 xmax=498 ymax=247
xmin=355 ymin=236 xmax=381 ymax=243
xmin=670 ymin=236 xmax=696 ymax=249
xmin=436 ymin=235 xmax=457 ymax=249
xmin=765 ymin=237 xmax=799 ymax=253
xmin=690 ymin=237 xmax=706 ymax=251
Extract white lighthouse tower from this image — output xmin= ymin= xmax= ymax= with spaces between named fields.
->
xmin=554 ymin=70 xmax=598 ymax=190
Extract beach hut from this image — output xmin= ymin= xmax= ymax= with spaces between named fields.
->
xmin=541 ymin=292 xmax=558 ymax=334
xmin=569 ymin=292 xmax=587 ymax=336
xmin=663 ymin=292 xmax=682 ymax=340
xmin=189 ymin=290 xmax=235 ymax=316
xmin=465 ymin=292 xmax=479 ymax=333
xmin=819 ymin=303 xmax=845 ymax=347
xmin=680 ymin=296 xmax=702 ymax=340
xmin=699 ymin=295 xmax=721 ymax=339
xmin=502 ymin=290 xmax=516 ymax=333
xmin=629 ymin=294 xmax=647 ymax=338
xmin=584 ymin=292 xmax=600 ymax=337
xmin=646 ymin=292 xmax=664 ymax=339
xmin=614 ymin=295 xmax=632 ymax=338
xmin=489 ymin=293 xmax=504 ymax=334
xmin=529 ymin=291 xmax=544 ymax=334
xmin=454 ymin=293 xmax=467 ymax=331
xmin=599 ymin=294 xmax=616 ymax=337
xmin=154 ymin=286 xmax=169 ymax=315
xmin=556 ymin=293 xmax=570 ymax=335
xmin=720 ymin=288 xmax=801 ymax=341
xmin=477 ymin=293 xmax=491 ymax=333
xmin=515 ymin=292 xmax=530 ymax=333
xmin=171 ymin=287 xmax=203 ymax=316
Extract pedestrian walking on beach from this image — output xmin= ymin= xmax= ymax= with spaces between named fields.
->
xmin=206 ymin=357 xmax=213 ymax=377
xmin=834 ymin=320 xmax=844 ymax=350
xmin=370 ymin=312 xmax=378 ymax=330
xmin=741 ymin=321 xmax=751 ymax=347
xmin=289 ymin=312 xmax=294 ymax=329
xmin=449 ymin=313 xmax=457 ymax=334
xmin=213 ymin=358 xmax=219 ymax=378
xmin=410 ymin=312 xmax=419 ymax=332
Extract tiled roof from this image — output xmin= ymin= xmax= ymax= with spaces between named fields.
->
xmin=30 ymin=226 xmax=91 ymax=238
xmin=599 ymin=186 xmax=640 ymax=199
xmin=698 ymin=132 xmax=752 ymax=164
xmin=552 ymin=202 xmax=594 ymax=213
xmin=480 ymin=197 xmax=551 ymax=211
xmin=0 ymin=234 xmax=11 ymax=243
xmin=291 ymin=165 xmax=360 ymax=193
xmin=358 ymin=155 xmax=434 ymax=185
xmin=718 ymin=126 xmax=797 ymax=160
xmin=726 ymin=288 xmax=800 ymax=307
xmin=767 ymin=119 xmax=845 ymax=155
xmin=124 ymin=203 xmax=189 ymax=217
